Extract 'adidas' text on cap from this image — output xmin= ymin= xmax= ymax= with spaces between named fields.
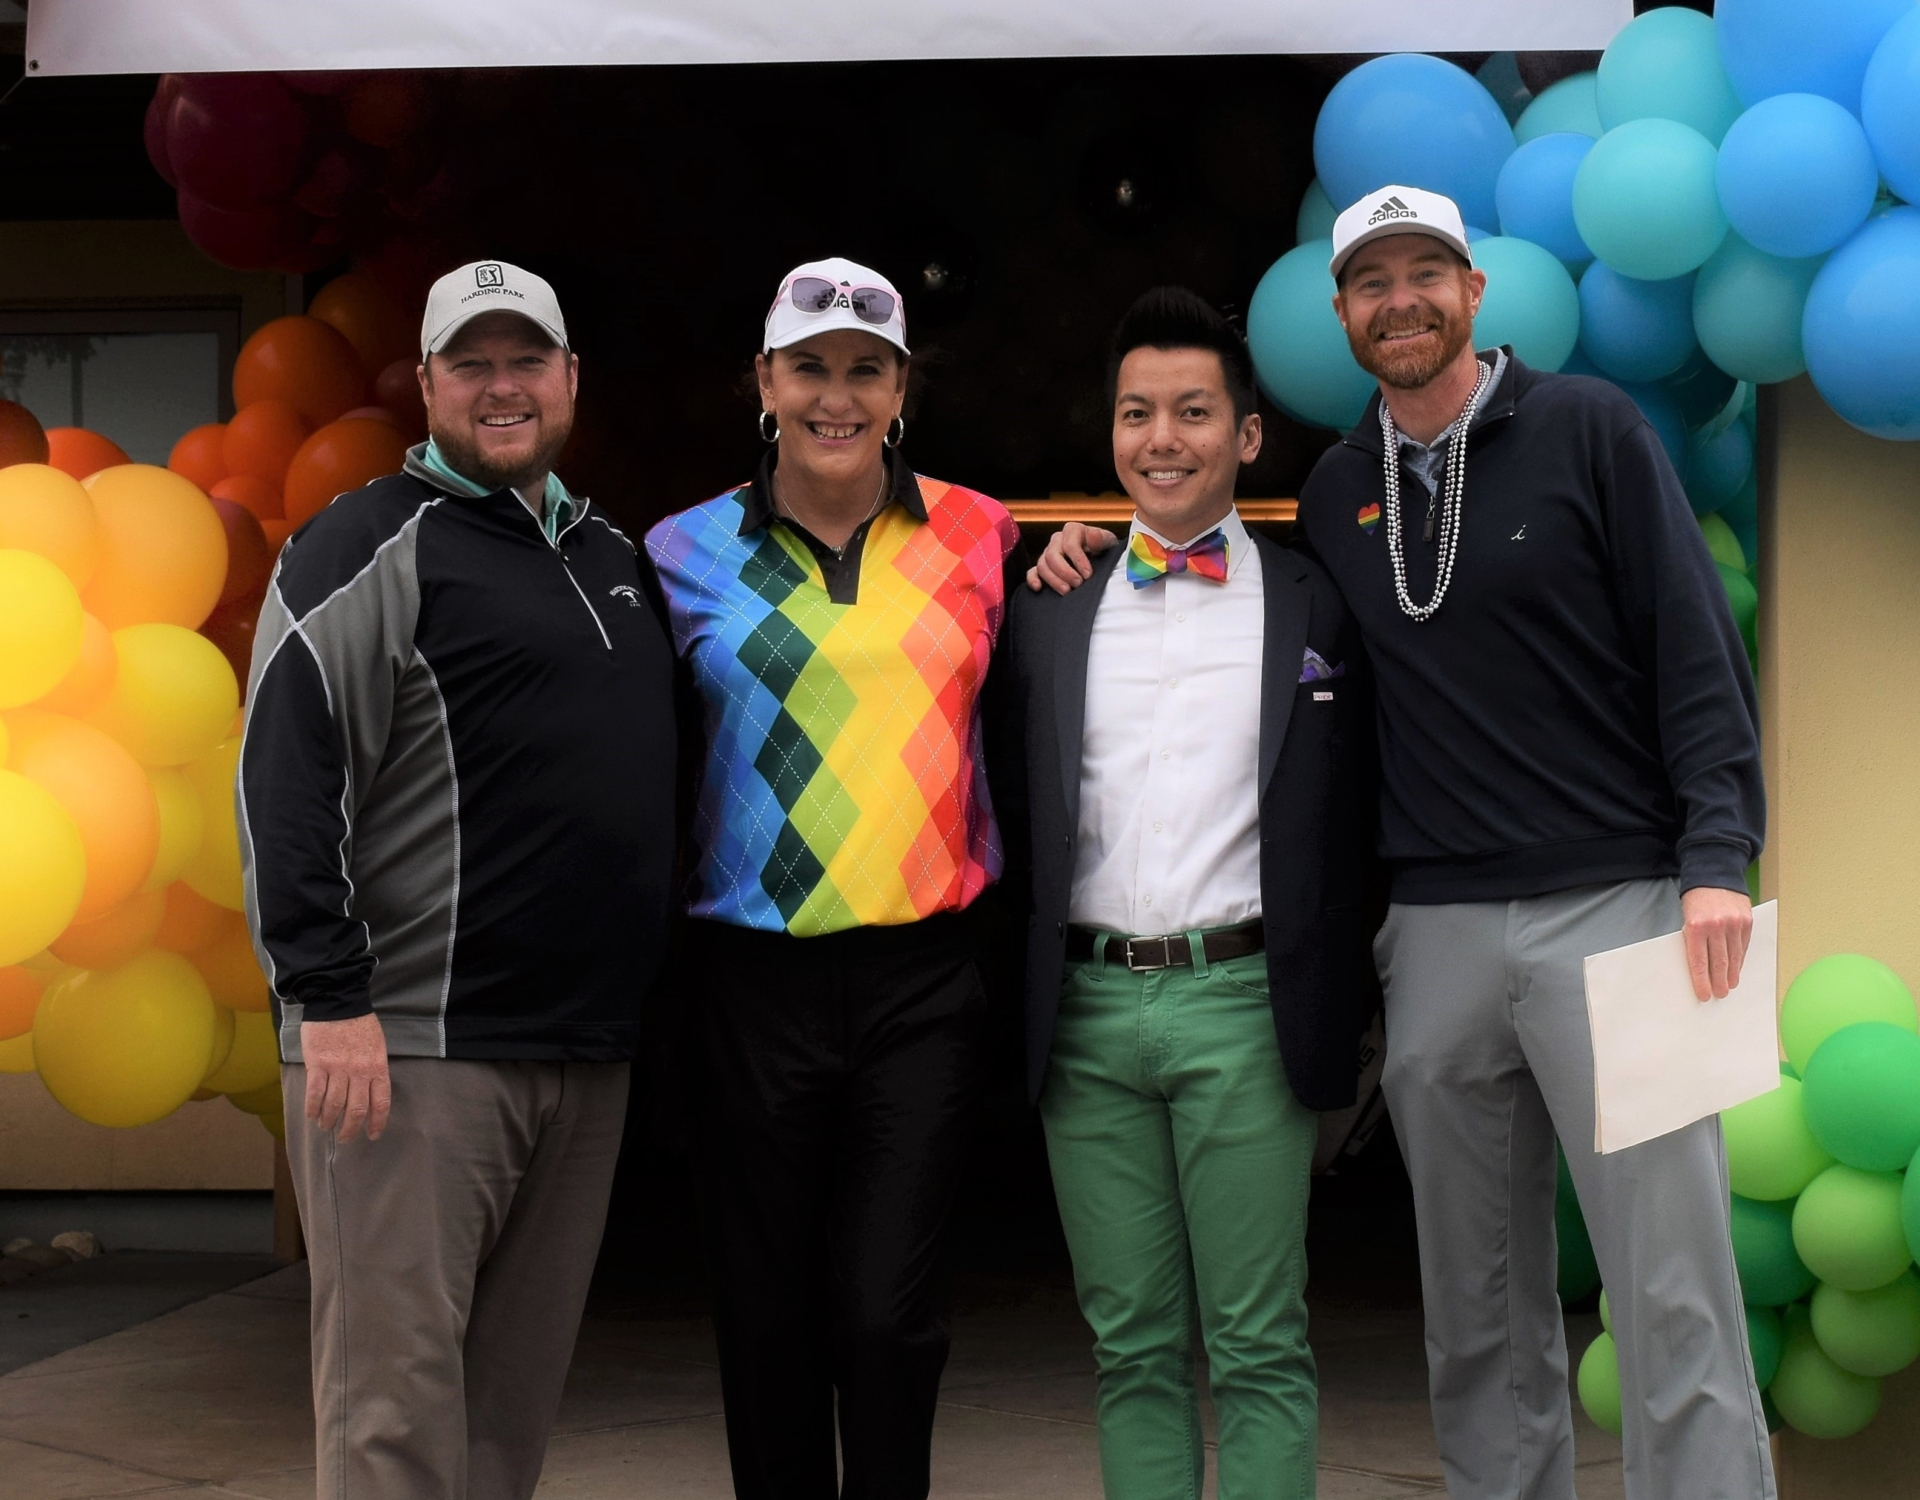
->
xmin=421 ymin=260 xmax=569 ymax=359
xmin=1328 ymin=185 xmax=1473 ymax=281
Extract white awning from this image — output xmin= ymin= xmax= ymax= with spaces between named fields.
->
xmin=26 ymin=0 xmax=1627 ymax=76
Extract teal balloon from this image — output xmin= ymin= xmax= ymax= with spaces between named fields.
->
xmin=1516 ymin=71 xmax=1602 ymax=146
xmin=1685 ymin=420 xmax=1755 ymax=517
xmin=1748 ymin=1304 xmax=1785 ymax=1388
xmin=1576 ymin=1332 xmax=1624 ymax=1436
xmin=1801 ymin=1023 xmax=1920 ymax=1173
xmin=1556 ymin=1147 xmax=1601 ymax=1303
xmin=1476 ymin=51 xmax=1532 ymax=126
xmin=1693 ymin=235 xmax=1824 ymax=386
xmin=1574 ymin=119 xmax=1727 ymax=281
xmin=1597 ymin=7 xmax=1743 ymax=145
xmin=1297 ymin=178 xmax=1338 ymax=244
xmin=1792 ymin=1165 xmax=1913 ymax=1292
xmin=1862 ymin=9 xmax=1920 ymax=207
xmin=1470 ymin=236 xmax=1580 ymax=371
xmin=1732 ymin=1194 xmax=1817 ymax=1306
xmin=1662 ymin=346 xmax=1739 ymax=430
xmin=1718 ymin=564 xmax=1759 ymax=661
xmin=1246 ymin=240 xmax=1373 ymax=433
xmin=1811 ymin=1272 xmax=1920 ymax=1377
xmin=1771 ymin=1303 xmax=1884 ymax=1440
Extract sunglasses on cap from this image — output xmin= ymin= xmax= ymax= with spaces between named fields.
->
xmin=777 ymin=275 xmax=899 ymax=327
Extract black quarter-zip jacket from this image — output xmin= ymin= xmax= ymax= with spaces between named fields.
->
xmin=1297 ymin=350 xmax=1762 ymax=904
xmin=239 ymin=459 xmax=677 ymax=1062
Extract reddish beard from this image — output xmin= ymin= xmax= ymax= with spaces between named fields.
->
xmin=1348 ymin=300 xmax=1474 ymax=391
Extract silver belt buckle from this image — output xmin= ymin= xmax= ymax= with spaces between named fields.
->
xmin=1124 ymin=935 xmax=1173 ymax=972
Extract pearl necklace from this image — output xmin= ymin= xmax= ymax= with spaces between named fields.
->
xmin=774 ymin=466 xmax=889 ymax=558
xmin=1379 ymin=360 xmax=1494 ymax=622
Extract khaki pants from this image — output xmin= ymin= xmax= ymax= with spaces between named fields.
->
xmin=283 ymin=1057 xmax=629 ymax=1500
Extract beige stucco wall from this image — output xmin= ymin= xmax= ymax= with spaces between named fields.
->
xmin=1762 ymin=376 xmax=1920 ymax=1496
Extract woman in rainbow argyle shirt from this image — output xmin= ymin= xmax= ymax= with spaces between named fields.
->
xmin=644 ymin=258 xmax=1023 ymax=1499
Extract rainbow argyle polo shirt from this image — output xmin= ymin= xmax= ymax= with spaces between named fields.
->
xmin=645 ymin=452 xmax=1020 ymax=936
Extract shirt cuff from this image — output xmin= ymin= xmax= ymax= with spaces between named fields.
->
xmin=293 ymin=984 xmax=375 ymax=1024
xmin=1678 ymin=838 xmax=1754 ymax=896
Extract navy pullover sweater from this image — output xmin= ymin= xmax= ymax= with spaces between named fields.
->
xmin=1297 ymin=350 xmax=1762 ymax=904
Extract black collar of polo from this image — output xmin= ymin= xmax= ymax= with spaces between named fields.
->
xmin=736 ymin=443 xmax=927 ymax=537
xmin=1343 ymin=345 xmax=1521 ymax=460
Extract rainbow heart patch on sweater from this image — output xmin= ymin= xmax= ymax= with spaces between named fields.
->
xmin=1357 ymin=503 xmax=1381 ymax=533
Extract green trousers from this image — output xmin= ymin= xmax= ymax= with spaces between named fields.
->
xmin=1041 ymin=938 xmax=1319 ymax=1500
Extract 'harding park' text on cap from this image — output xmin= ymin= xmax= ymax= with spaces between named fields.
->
xmin=421 ymin=260 xmax=570 ymax=358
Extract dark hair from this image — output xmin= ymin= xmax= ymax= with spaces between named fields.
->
xmin=1105 ymin=286 xmax=1258 ymax=425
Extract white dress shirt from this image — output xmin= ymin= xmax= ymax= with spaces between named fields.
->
xmin=1069 ymin=506 xmax=1265 ymax=935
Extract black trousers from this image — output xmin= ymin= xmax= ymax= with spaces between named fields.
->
xmin=690 ymin=911 xmax=989 ymax=1500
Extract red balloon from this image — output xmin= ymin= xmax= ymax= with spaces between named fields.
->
xmin=210 ymin=497 xmax=275 ymax=607
xmin=145 ymin=76 xmax=183 ymax=188
xmin=167 ymin=73 xmax=310 ymax=211
xmin=200 ymin=594 xmax=265 ymax=694
xmin=177 ymin=191 xmax=337 ymax=274
xmin=0 ymin=400 xmax=49 ymax=468
xmin=373 ymin=358 xmax=428 ymax=441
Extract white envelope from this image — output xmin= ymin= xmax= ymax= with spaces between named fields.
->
xmin=1584 ymin=900 xmax=1780 ymax=1155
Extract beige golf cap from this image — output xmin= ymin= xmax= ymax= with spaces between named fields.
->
xmin=763 ymin=257 xmax=909 ymax=357
xmin=1329 ymin=185 xmax=1473 ymax=280
xmin=421 ymin=259 xmax=569 ymax=358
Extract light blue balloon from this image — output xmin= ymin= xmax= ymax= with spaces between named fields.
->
xmin=1516 ymin=71 xmax=1603 ymax=145
xmin=1313 ymin=54 xmax=1515 ymax=232
xmin=1471 ymin=236 xmax=1581 ymax=371
xmin=1694 ymin=234 xmax=1824 ymax=384
xmin=1803 ymin=206 xmax=1920 ymax=440
xmin=1862 ymin=9 xmax=1920 ymax=208
xmin=1686 ymin=421 xmax=1756 ymax=516
xmin=1716 ymin=0 xmax=1913 ymax=114
xmin=1578 ymin=264 xmax=1699 ymax=382
xmin=1717 ymin=95 xmax=1879 ymax=260
xmin=1297 ymin=178 xmax=1339 ymax=244
xmin=1598 ymin=7 xmax=1744 ymax=145
xmin=1496 ymin=133 xmax=1594 ymax=264
xmin=1574 ymin=119 xmax=1727 ymax=281
xmin=1246 ymin=240 xmax=1375 ymax=433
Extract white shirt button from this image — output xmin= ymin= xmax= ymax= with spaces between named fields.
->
xmin=1153 ymin=820 xmax=1163 ymax=832
xmin=1161 ymin=749 xmax=1171 ymax=760
xmin=1176 ymin=612 xmax=1186 ymax=622
xmin=1167 ymin=677 xmax=1178 ymax=689
xmin=1142 ymin=895 xmax=1153 ymax=907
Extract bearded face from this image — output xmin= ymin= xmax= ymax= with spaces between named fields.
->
xmin=1350 ymin=292 xmax=1476 ymax=390
xmin=1334 ymin=236 xmax=1483 ymax=393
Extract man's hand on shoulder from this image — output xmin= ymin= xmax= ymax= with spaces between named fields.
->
xmin=301 ymin=1013 xmax=392 ymax=1143
xmin=1026 ymin=522 xmax=1120 ymax=594
xmin=1681 ymin=886 xmax=1753 ymax=1002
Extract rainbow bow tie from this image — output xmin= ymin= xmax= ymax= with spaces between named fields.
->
xmin=1126 ymin=527 xmax=1229 ymax=589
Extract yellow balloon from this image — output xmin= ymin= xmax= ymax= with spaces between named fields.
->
xmin=256 ymin=1107 xmax=285 ymax=1140
xmin=0 ymin=463 xmax=99 ymax=588
xmin=0 ymin=549 xmax=85 ymax=708
xmin=226 ymin=1075 xmax=284 ymax=1117
xmin=201 ymin=1002 xmax=236 ymax=1083
xmin=144 ymin=766 xmax=206 ymax=891
xmin=181 ymin=736 xmax=244 ymax=910
xmin=80 ymin=465 xmax=227 ymax=630
xmin=203 ymin=1008 xmax=279 ymax=1095
xmin=86 ymin=624 xmax=238 ymax=766
xmin=0 ymin=1031 xmax=33 ymax=1074
xmin=0 ymin=768 xmax=86 ymax=965
xmin=33 ymin=952 xmax=218 ymax=1127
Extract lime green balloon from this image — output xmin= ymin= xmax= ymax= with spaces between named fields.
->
xmin=1748 ymin=1303 xmax=1784 ymax=1388
xmin=1577 ymin=1331 xmax=1624 ymax=1436
xmin=1802 ymin=1023 xmax=1920 ymax=1172
xmin=1811 ymin=1272 xmax=1920 ymax=1376
xmin=1771 ymin=1304 xmax=1883 ymax=1439
xmin=1780 ymin=955 xmax=1918 ymax=1075
xmin=1717 ymin=562 xmax=1759 ymax=659
xmin=1793 ymin=1165 xmax=1913 ymax=1291
xmin=1732 ymin=1194 xmax=1817 ymax=1306
xmin=1699 ymin=512 xmax=1747 ymax=572
xmin=1722 ymin=1076 xmax=1834 ymax=1200
xmin=1599 ymin=1288 xmax=1612 ymax=1333
xmin=1905 ymin=1147 xmax=1920 ymax=1264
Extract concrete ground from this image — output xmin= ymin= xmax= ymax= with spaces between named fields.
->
xmin=0 ymin=1255 xmax=1625 ymax=1499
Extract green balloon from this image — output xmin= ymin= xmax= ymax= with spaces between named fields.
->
xmin=1905 ymin=1146 xmax=1920 ymax=1265
xmin=1781 ymin=955 xmax=1919 ymax=1076
xmin=1556 ymin=1147 xmax=1601 ymax=1303
xmin=1748 ymin=1303 xmax=1784 ymax=1388
xmin=1577 ymin=1331 xmax=1624 ymax=1436
xmin=1771 ymin=1305 xmax=1883 ymax=1440
xmin=1599 ymin=1288 xmax=1612 ymax=1334
xmin=1811 ymin=1272 xmax=1920 ymax=1377
xmin=1716 ymin=563 xmax=1759 ymax=660
xmin=1762 ymin=1388 xmax=1786 ymax=1434
xmin=1722 ymin=1076 xmax=1834 ymax=1200
xmin=1732 ymin=1194 xmax=1818 ymax=1306
xmin=1792 ymin=1166 xmax=1913 ymax=1291
xmin=1699 ymin=512 xmax=1747 ymax=572
xmin=1802 ymin=1023 xmax=1920 ymax=1172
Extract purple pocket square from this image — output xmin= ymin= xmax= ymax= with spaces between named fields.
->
xmin=1300 ymin=648 xmax=1347 ymax=683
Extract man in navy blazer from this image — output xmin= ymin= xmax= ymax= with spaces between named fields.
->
xmin=1000 ymin=288 xmax=1376 ymax=1500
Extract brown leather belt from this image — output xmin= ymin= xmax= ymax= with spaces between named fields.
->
xmin=1065 ymin=919 xmax=1265 ymax=972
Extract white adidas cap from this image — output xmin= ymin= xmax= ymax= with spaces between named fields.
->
xmin=421 ymin=259 xmax=569 ymax=358
xmin=763 ymin=257 xmax=910 ymax=357
xmin=1329 ymin=185 xmax=1473 ymax=281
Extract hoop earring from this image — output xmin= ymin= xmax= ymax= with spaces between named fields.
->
xmin=759 ymin=411 xmax=779 ymax=443
xmin=884 ymin=416 xmax=905 ymax=449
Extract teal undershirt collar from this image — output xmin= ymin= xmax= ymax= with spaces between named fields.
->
xmin=420 ymin=438 xmax=579 ymax=543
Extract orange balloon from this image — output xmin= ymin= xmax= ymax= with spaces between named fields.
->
xmin=309 ymin=271 xmax=415 ymax=380
xmin=0 ymin=965 xmax=44 ymax=1040
xmin=154 ymin=881 xmax=227 ymax=955
xmin=0 ymin=401 xmax=49 ymax=469
xmin=5 ymin=709 xmax=161 ymax=919
xmin=210 ymin=472 xmax=284 ymax=522
xmin=232 ymin=316 xmax=368 ymax=428
xmin=260 ymin=519 xmax=293 ymax=555
xmin=193 ymin=913 xmax=270 ymax=1012
xmin=49 ymin=886 xmax=167 ymax=969
xmin=39 ymin=613 xmax=116 ymax=715
xmin=283 ymin=418 xmax=409 ymax=527
xmin=0 ymin=462 xmax=99 ymax=589
xmin=168 ymin=423 xmax=230 ymax=492
xmin=222 ymin=401 xmax=309 ymax=488
xmin=46 ymin=428 xmax=131 ymax=482
xmin=80 ymin=465 xmax=229 ymax=630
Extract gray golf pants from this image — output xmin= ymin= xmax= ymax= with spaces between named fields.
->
xmin=1376 ymin=879 xmax=1775 ymax=1500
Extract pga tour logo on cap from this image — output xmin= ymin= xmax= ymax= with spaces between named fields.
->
xmin=476 ymin=263 xmax=505 ymax=288
xmin=1329 ymin=184 xmax=1473 ymax=279
xmin=421 ymin=259 xmax=570 ymax=357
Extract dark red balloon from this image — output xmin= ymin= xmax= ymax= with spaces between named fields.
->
xmin=292 ymin=145 xmax=378 ymax=219
xmin=178 ymin=190 xmax=335 ymax=274
xmin=373 ymin=358 xmax=428 ymax=442
xmin=144 ymin=75 xmax=183 ymax=187
xmin=210 ymin=497 xmax=275 ymax=607
xmin=168 ymin=73 xmax=310 ymax=210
